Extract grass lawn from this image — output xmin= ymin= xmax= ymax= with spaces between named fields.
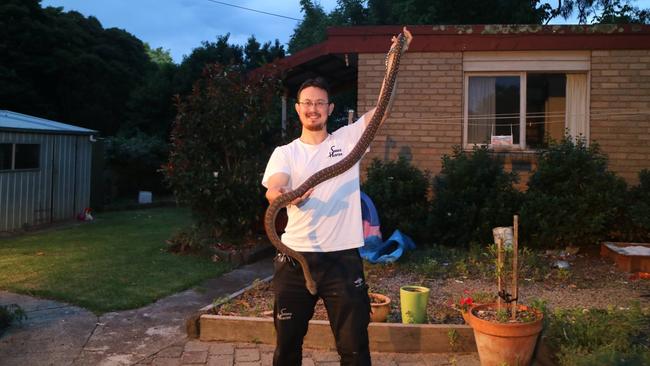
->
xmin=0 ymin=207 xmax=231 ymax=314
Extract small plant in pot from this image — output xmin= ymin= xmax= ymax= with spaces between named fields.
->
xmin=462 ymin=216 xmax=544 ymax=366
xmin=368 ymin=292 xmax=391 ymax=323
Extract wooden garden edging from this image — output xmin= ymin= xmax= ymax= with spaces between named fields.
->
xmin=199 ymin=314 xmax=477 ymax=353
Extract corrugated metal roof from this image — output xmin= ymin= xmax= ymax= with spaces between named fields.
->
xmin=0 ymin=110 xmax=96 ymax=135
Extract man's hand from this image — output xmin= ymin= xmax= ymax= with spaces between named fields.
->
xmin=390 ymin=26 xmax=413 ymax=52
xmin=285 ymin=187 xmax=314 ymax=207
xmin=267 ymin=183 xmax=314 ymax=207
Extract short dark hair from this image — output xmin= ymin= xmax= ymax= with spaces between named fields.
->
xmin=296 ymin=77 xmax=330 ymax=100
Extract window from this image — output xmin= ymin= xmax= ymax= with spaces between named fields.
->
xmin=15 ymin=144 xmax=40 ymax=169
xmin=526 ymin=74 xmax=566 ymax=148
xmin=464 ymin=72 xmax=588 ymax=149
xmin=0 ymin=143 xmax=40 ymax=171
xmin=468 ymin=76 xmax=520 ymax=145
xmin=0 ymin=144 xmax=11 ymax=170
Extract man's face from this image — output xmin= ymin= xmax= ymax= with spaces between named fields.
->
xmin=295 ymin=86 xmax=334 ymax=132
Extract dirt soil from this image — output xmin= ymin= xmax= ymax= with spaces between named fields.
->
xmin=213 ymin=247 xmax=650 ymax=324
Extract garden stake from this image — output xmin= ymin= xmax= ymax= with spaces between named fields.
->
xmin=512 ymin=215 xmax=519 ymax=321
xmin=497 ymin=237 xmax=503 ymax=310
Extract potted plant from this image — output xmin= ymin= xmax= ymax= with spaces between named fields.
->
xmin=368 ymin=292 xmax=391 ymax=322
xmin=461 ymin=216 xmax=544 ymax=366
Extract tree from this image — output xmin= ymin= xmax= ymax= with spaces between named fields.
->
xmin=288 ymin=0 xmax=330 ymax=54
xmin=0 ymin=0 xmax=150 ymax=135
xmin=173 ymin=34 xmax=244 ymax=96
xmin=289 ymin=0 xmax=649 ymax=52
xmin=592 ymin=0 xmax=650 ymax=23
xmin=144 ymin=43 xmax=174 ymax=65
xmin=164 ymin=64 xmax=285 ymax=241
xmin=540 ymin=0 xmax=649 ymax=24
xmin=244 ymin=36 xmax=286 ymax=71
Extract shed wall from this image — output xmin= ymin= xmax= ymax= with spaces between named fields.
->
xmin=0 ymin=132 xmax=92 ymax=232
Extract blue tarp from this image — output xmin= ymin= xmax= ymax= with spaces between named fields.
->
xmin=358 ymin=191 xmax=416 ymax=263
xmin=359 ymin=229 xmax=416 ymax=264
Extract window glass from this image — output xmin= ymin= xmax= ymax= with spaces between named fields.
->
xmin=526 ymin=74 xmax=566 ymax=148
xmin=468 ymin=76 xmax=520 ymax=144
xmin=14 ymin=144 xmax=40 ymax=169
xmin=0 ymin=144 xmax=12 ymax=170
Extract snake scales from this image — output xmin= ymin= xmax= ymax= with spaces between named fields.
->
xmin=264 ymin=32 xmax=407 ymax=295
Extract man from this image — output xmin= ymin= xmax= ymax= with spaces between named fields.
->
xmin=262 ymin=28 xmax=412 ymax=366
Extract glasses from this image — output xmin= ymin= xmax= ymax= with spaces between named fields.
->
xmin=298 ymin=100 xmax=330 ymax=108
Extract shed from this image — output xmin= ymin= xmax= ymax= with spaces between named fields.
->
xmin=0 ymin=110 xmax=96 ymax=232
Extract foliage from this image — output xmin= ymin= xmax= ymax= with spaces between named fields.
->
xmin=520 ymin=136 xmax=628 ymax=248
xmin=0 ymin=207 xmax=230 ymax=313
xmin=429 ymin=146 xmax=522 ymax=247
xmin=144 ymin=43 xmax=174 ymax=65
xmin=0 ymin=304 xmax=26 ymax=334
xmin=164 ymin=64 xmax=284 ymax=244
xmin=403 ymin=243 xmax=550 ymax=281
xmin=175 ymin=34 xmax=285 ymax=95
xmin=362 ymin=156 xmax=430 ymax=242
xmin=244 ymin=36 xmax=286 ymax=71
xmin=125 ymin=52 xmax=178 ymax=138
xmin=1 ymin=1 xmax=286 ymax=140
xmin=0 ymin=0 xmax=150 ymax=135
xmin=564 ymin=0 xmax=650 ymax=24
xmin=104 ymin=131 xmax=169 ymax=196
xmin=624 ymin=169 xmax=650 ymax=241
xmin=544 ymin=303 xmax=650 ymax=366
xmin=288 ymin=0 xmax=650 ymax=52
xmin=288 ymin=0 xmax=331 ymax=54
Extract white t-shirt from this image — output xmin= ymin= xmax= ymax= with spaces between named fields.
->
xmin=262 ymin=117 xmax=367 ymax=252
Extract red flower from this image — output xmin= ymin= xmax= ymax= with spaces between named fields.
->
xmin=459 ymin=297 xmax=474 ymax=312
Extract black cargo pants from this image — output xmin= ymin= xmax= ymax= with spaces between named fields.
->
xmin=272 ymin=248 xmax=371 ymax=366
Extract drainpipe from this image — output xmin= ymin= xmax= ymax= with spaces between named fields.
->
xmin=281 ymin=92 xmax=288 ymax=138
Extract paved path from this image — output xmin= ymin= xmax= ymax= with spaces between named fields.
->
xmin=134 ymin=341 xmax=480 ymax=366
xmin=0 ymin=258 xmax=479 ymax=366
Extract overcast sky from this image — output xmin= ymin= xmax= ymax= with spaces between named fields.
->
xmin=40 ymin=0 xmax=650 ymax=63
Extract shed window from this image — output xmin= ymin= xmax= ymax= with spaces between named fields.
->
xmin=15 ymin=144 xmax=40 ymax=169
xmin=0 ymin=144 xmax=11 ymax=170
xmin=0 ymin=143 xmax=40 ymax=171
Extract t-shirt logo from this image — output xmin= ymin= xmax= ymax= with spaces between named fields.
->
xmin=329 ymin=145 xmax=343 ymax=158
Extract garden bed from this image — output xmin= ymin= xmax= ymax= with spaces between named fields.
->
xmin=209 ymin=246 xmax=650 ymax=324
xmin=197 ymin=245 xmax=650 ymax=355
xmin=601 ymin=241 xmax=650 ymax=273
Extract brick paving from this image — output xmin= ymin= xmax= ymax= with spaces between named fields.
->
xmin=137 ymin=340 xmax=481 ymax=366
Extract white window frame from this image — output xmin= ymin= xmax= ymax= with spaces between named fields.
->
xmin=463 ymin=72 xmax=526 ymax=149
xmin=462 ymin=51 xmax=591 ymax=151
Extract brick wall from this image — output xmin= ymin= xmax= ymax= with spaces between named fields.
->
xmin=357 ymin=52 xmax=463 ymax=178
xmin=357 ymin=50 xmax=650 ymax=185
xmin=591 ymin=50 xmax=650 ymax=185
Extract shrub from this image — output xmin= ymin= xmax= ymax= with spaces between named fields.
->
xmin=428 ymin=146 xmax=521 ymax=247
xmin=520 ymin=137 xmax=627 ymax=248
xmin=105 ymin=131 xmax=169 ymax=198
xmin=625 ymin=169 xmax=650 ymax=242
xmin=163 ymin=64 xmax=283 ymax=247
xmin=0 ymin=304 xmax=26 ymax=334
xmin=362 ymin=156 xmax=430 ymax=242
xmin=544 ymin=304 xmax=650 ymax=366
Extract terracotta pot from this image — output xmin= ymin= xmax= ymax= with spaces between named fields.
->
xmin=466 ymin=303 xmax=543 ymax=366
xmin=369 ymin=292 xmax=391 ymax=322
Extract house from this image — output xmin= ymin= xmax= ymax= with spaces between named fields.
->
xmin=273 ymin=24 xmax=650 ymax=185
xmin=0 ymin=110 xmax=96 ymax=232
